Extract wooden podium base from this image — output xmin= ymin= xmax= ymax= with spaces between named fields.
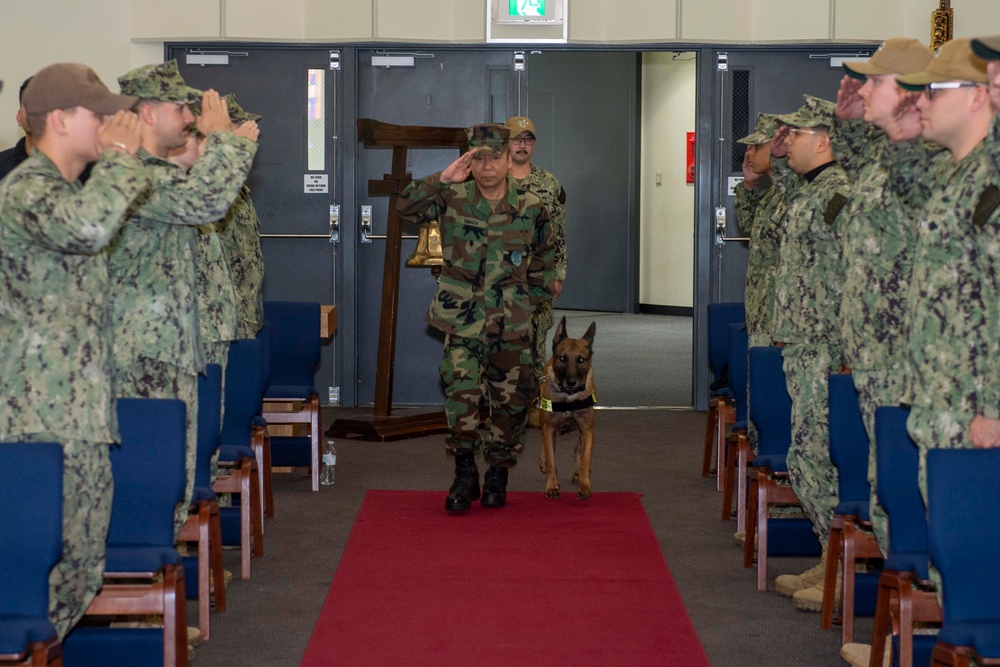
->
xmin=325 ymin=410 xmax=448 ymax=442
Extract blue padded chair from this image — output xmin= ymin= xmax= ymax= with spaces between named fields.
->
xmin=702 ymin=302 xmax=745 ymax=480
xmin=261 ymin=301 xmax=322 ymax=492
xmin=821 ymin=374 xmax=883 ymax=643
xmin=742 ymin=346 xmax=820 ymax=591
xmin=84 ymin=398 xmax=188 ymax=667
xmin=178 ymin=363 xmax=227 ymax=640
xmin=720 ymin=323 xmax=749 ymax=521
xmin=927 ymin=449 xmax=1000 ymax=667
xmin=215 ymin=338 xmax=265 ymax=580
xmin=0 ymin=442 xmax=63 ymax=667
xmin=870 ymin=406 xmax=941 ymax=667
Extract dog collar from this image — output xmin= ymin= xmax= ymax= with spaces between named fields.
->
xmin=538 ymin=394 xmax=597 ymax=413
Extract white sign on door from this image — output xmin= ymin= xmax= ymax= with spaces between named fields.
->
xmin=304 ymin=174 xmax=329 ymax=194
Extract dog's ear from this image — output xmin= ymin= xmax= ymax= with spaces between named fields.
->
xmin=583 ymin=321 xmax=596 ymax=348
xmin=552 ymin=316 xmax=567 ymax=351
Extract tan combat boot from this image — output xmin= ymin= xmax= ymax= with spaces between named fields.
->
xmin=840 ymin=642 xmax=891 ymax=667
xmin=792 ymin=560 xmax=842 ymax=612
xmin=774 ymin=547 xmax=827 ymax=597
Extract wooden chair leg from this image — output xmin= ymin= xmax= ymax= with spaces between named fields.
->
xmin=744 ymin=475 xmax=759 ymax=569
xmin=250 ymin=462 xmax=263 ymax=558
xmin=310 ymin=396 xmax=321 ymax=492
xmin=208 ymin=502 xmax=226 ymax=613
xmin=196 ymin=504 xmax=211 ymax=640
xmin=702 ymin=399 xmax=718 ymax=477
xmin=715 ymin=404 xmax=731 ymax=491
xmin=870 ymin=572 xmax=893 ymax=667
xmin=821 ymin=517 xmax=844 ymax=631
xmin=736 ymin=436 xmax=750 ymax=533
xmin=757 ymin=475 xmax=770 ymax=591
xmin=262 ymin=428 xmax=274 ymax=518
xmin=721 ymin=431 xmax=740 ymax=520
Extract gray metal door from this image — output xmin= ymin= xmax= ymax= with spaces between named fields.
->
xmin=353 ymin=49 xmax=520 ymax=407
xmin=171 ymin=46 xmax=341 ymax=402
xmin=693 ymin=47 xmax=873 ymax=409
xmin=521 ymin=51 xmax=639 ymax=313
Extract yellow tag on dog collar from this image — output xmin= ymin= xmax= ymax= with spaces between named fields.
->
xmin=539 ymin=397 xmax=553 ymax=412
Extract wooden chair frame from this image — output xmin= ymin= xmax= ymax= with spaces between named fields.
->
xmin=262 ymin=394 xmax=320 ymax=493
xmin=0 ymin=640 xmax=63 ymax=666
xmin=869 ymin=569 xmax=941 ymax=667
xmin=178 ymin=497 xmax=227 ymax=639
xmin=821 ymin=514 xmax=882 ymax=643
xmin=85 ymin=563 xmax=188 ymax=667
xmin=743 ymin=467 xmax=803 ymax=591
xmin=214 ymin=451 xmax=264 ymax=580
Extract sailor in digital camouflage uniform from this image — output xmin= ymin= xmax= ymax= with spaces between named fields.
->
xmin=0 ymin=63 xmax=148 ymax=639
xmin=887 ymin=38 xmax=1000 ymax=603
xmin=397 ymin=123 xmax=556 ymax=512
xmin=768 ymin=96 xmax=851 ymax=610
xmin=830 ymin=38 xmax=933 ymax=558
xmin=891 ymin=39 xmax=1000 ymax=498
xmin=972 ymin=36 xmax=1000 ymax=453
xmin=215 ymin=95 xmax=266 ymax=340
xmin=504 ymin=116 xmax=566 ymax=423
xmin=110 ymin=60 xmax=258 ymax=536
xmin=736 ymin=113 xmax=785 ymax=353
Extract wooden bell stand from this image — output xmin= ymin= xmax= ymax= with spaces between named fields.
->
xmin=326 ymin=119 xmax=469 ymax=441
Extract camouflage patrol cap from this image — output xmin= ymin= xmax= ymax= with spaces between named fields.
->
xmin=117 ymin=60 xmax=202 ymax=104
xmin=22 ymin=63 xmax=137 ymax=115
xmin=737 ymin=113 xmax=781 ymax=145
xmin=505 ymin=115 xmax=536 ymax=138
xmin=896 ymin=38 xmax=988 ymax=89
xmin=776 ymin=95 xmax=835 ymax=129
xmin=843 ymin=38 xmax=934 ymax=79
xmin=466 ymin=123 xmax=510 ymax=153
xmin=189 ymin=93 xmax=262 ymax=123
xmin=972 ymin=36 xmax=1000 ymax=61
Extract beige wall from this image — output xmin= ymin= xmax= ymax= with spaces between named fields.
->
xmin=2 ymin=0 xmax=998 ymax=149
xmin=639 ymin=53 xmax=696 ymax=308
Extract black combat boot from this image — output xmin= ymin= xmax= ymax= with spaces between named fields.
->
xmin=480 ymin=466 xmax=508 ymax=508
xmin=445 ymin=451 xmax=480 ymax=512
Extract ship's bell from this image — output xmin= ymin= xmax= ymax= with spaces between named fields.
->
xmin=405 ymin=220 xmax=444 ymax=277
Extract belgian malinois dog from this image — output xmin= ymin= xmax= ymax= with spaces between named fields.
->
xmin=538 ymin=317 xmax=597 ymax=499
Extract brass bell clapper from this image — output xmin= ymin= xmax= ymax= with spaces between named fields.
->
xmin=405 ymin=220 xmax=444 ymax=279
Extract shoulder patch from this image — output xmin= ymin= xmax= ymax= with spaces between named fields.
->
xmin=824 ymin=193 xmax=848 ymax=225
xmin=973 ymin=185 xmax=1000 ymax=229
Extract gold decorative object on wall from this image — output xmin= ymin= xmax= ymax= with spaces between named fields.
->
xmin=405 ymin=221 xmax=444 ymax=278
xmin=931 ymin=0 xmax=953 ymax=50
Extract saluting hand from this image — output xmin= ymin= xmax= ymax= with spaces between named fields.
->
xmin=440 ymin=150 xmax=476 ymax=185
xmin=835 ymin=75 xmax=865 ymax=120
xmin=769 ymin=125 xmax=789 ymax=159
xmin=234 ymin=120 xmax=260 ymax=143
xmin=197 ymin=89 xmax=234 ymax=136
xmin=98 ymin=110 xmax=141 ymax=155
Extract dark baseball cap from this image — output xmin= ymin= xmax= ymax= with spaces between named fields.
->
xmin=22 ymin=63 xmax=137 ymax=115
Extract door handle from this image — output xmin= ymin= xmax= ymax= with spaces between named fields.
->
xmin=360 ymin=204 xmax=419 ymax=243
xmin=713 ymin=206 xmax=749 ymax=245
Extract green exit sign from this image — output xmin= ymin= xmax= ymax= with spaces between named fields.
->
xmin=509 ymin=0 xmax=545 ymax=17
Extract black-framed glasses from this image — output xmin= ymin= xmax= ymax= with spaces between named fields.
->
xmin=923 ymin=81 xmax=981 ymax=100
xmin=510 ymin=136 xmax=535 ymax=145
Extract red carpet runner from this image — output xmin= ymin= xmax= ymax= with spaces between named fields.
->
xmin=301 ymin=491 xmax=710 ymax=666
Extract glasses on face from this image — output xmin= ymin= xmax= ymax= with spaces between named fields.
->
xmin=509 ymin=136 xmax=535 ymax=146
xmin=922 ymin=81 xmax=981 ymax=100
xmin=787 ymin=128 xmax=820 ymax=138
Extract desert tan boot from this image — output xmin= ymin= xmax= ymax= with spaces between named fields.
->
xmin=775 ymin=557 xmax=825 ymax=597
xmin=840 ymin=642 xmax=891 ymax=667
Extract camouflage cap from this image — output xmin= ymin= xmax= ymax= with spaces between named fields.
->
xmin=505 ymin=115 xmax=536 ymax=138
xmin=972 ymin=36 xmax=1000 ymax=61
xmin=189 ymin=93 xmax=262 ymax=123
xmin=22 ymin=63 xmax=136 ymax=115
xmin=896 ymin=38 xmax=988 ymax=89
xmin=737 ymin=113 xmax=781 ymax=145
xmin=117 ymin=59 xmax=202 ymax=104
xmin=466 ymin=123 xmax=510 ymax=153
xmin=843 ymin=38 xmax=934 ymax=79
xmin=776 ymin=95 xmax=835 ymax=129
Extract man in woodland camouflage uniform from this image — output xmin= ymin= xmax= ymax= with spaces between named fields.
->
xmin=767 ymin=97 xmax=851 ymax=612
xmin=505 ymin=116 xmax=566 ymax=427
xmin=892 ymin=40 xmax=1000 ymax=527
xmin=0 ymin=63 xmax=148 ymax=639
xmin=830 ymin=38 xmax=933 ymax=557
xmin=111 ymin=60 xmax=257 ymax=536
xmin=397 ymin=124 xmax=555 ymax=512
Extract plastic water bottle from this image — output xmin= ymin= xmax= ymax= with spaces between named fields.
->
xmin=320 ymin=440 xmax=337 ymax=486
